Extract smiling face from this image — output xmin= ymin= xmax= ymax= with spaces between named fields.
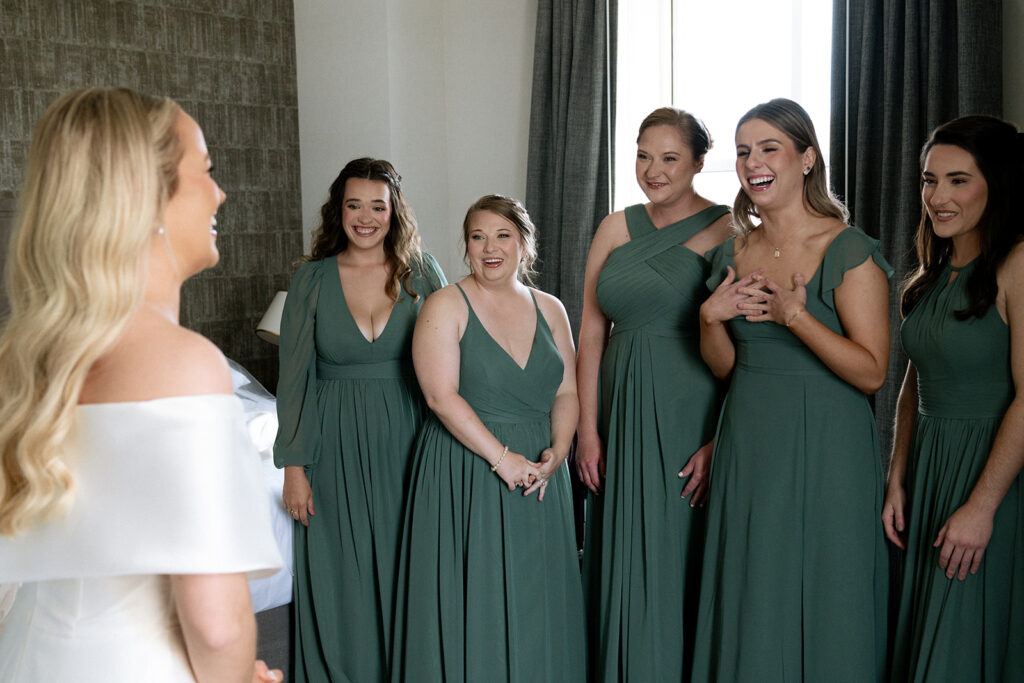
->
xmin=635 ymin=124 xmax=703 ymax=206
xmin=465 ymin=209 xmax=525 ymax=282
xmin=735 ymin=118 xmax=815 ymax=211
xmin=341 ymin=177 xmax=392 ymax=252
xmin=921 ymin=144 xmax=989 ymax=246
xmin=162 ymin=111 xmax=225 ymax=274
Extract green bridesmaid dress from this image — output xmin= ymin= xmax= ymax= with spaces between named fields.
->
xmin=692 ymin=227 xmax=891 ymax=682
xmin=390 ymin=284 xmax=586 ymax=683
xmin=274 ymin=254 xmax=446 ymax=683
xmin=583 ymin=203 xmax=728 ymax=682
xmin=891 ymin=259 xmax=1024 ymax=681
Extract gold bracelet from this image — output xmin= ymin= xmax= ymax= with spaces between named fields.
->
xmin=490 ymin=445 xmax=509 ymax=472
xmin=785 ymin=308 xmax=805 ymax=328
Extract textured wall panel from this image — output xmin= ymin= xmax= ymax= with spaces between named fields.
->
xmin=1 ymin=0 xmax=302 ymax=392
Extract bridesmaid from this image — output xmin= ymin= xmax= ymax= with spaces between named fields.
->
xmin=694 ymin=98 xmax=890 ymax=681
xmin=883 ymin=115 xmax=1024 ymax=681
xmin=575 ymin=107 xmax=731 ymax=681
xmin=274 ymin=158 xmax=445 ymax=682
xmin=391 ymin=195 xmax=585 ymax=682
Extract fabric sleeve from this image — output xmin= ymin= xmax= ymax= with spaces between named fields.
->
xmin=419 ymin=251 xmax=448 ymax=294
xmin=273 ymin=260 xmax=323 ymax=469
xmin=819 ymin=227 xmax=895 ymax=314
xmin=703 ymin=238 xmax=735 ymax=291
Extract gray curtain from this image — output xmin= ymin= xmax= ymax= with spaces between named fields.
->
xmin=829 ymin=0 xmax=1002 ymax=460
xmin=526 ymin=0 xmax=617 ymax=334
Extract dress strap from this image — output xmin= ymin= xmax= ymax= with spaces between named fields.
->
xmin=624 ymin=204 xmax=656 ymax=238
xmin=455 ymin=282 xmax=481 ymax=328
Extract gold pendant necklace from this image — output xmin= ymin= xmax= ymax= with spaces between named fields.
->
xmin=761 ymin=229 xmax=784 ymax=258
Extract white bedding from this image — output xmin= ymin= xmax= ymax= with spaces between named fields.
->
xmin=230 ymin=361 xmax=293 ymax=613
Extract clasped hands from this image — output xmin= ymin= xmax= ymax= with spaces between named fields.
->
xmin=494 ymin=447 xmax=561 ymax=501
xmin=704 ymin=265 xmax=807 ymax=326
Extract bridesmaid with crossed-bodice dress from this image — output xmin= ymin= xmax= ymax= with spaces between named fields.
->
xmin=391 ymin=195 xmax=585 ymax=683
xmin=576 ymin=107 xmax=732 ymax=682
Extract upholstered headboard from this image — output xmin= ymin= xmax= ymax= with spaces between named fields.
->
xmin=0 ymin=198 xmax=16 ymax=321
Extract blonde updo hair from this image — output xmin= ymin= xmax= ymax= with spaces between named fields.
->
xmin=733 ymin=98 xmax=847 ymax=237
xmin=0 ymin=87 xmax=182 ymax=537
xmin=462 ymin=194 xmax=539 ymax=285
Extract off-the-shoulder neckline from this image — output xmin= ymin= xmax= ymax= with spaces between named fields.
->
xmin=77 ymin=393 xmax=240 ymax=409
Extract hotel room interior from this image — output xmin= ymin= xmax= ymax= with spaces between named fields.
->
xmin=1 ymin=1 xmax=1018 ymax=677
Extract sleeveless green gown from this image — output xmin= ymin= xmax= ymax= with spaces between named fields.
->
xmin=274 ymin=254 xmax=446 ymax=683
xmin=582 ymin=204 xmax=728 ymax=682
xmin=692 ymin=228 xmax=891 ymax=682
xmin=390 ymin=284 xmax=586 ymax=683
xmin=891 ymin=259 xmax=1024 ymax=681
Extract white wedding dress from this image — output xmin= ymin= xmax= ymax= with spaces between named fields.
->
xmin=0 ymin=395 xmax=282 ymax=682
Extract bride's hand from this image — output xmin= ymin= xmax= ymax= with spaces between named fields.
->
xmin=253 ymin=659 xmax=283 ymax=681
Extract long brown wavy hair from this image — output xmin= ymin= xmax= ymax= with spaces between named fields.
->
xmin=308 ymin=158 xmax=424 ymax=301
xmin=901 ymin=115 xmax=1023 ymax=319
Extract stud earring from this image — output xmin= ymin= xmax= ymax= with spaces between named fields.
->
xmin=156 ymin=225 xmax=165 ymax=235
xmin=802 ymin=167 xmax=810 ymax=176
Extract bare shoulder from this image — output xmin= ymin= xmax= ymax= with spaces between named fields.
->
xmin=420 ymin=282 xmax=469 ymax=317
xmin=823 ymin=218 xmax=852 ymax=242
xmin=532 ymin=288 xmax=572 ymax=335
xmin=686 ymin=213 xmax=734 ymax=254
xmin=1000 ymin=239 xmax=1024 ymax=281
xmin=532 ymin=288 xmax=569 ymax=320
xmin=997 ymin=240 xmax=1024 ymax=313
xmin=707 ymin=213 xmax=735 ymax=243
xmin=81 ymin=314 xmax=231 ymax=404
xmin=416 ymin=283 xmax=470 ymax=339
xmin=590 ymin=210 xmax=630 ymax=255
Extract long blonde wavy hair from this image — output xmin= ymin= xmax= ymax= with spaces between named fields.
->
xmin=0 ymin=88 xmax=182 ymax=537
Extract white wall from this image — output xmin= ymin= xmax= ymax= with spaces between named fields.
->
xmin=294 ymin=0 xmax=537 ymax=280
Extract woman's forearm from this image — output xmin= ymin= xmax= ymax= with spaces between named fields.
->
xmin=575 ymin=333 xmax=606 ymax=439
xmin=699 ymin=316 xmax=736 ymax=379
xmin=549 ymin=389 xmax=580 ymax=465
xmin=965 ymin=397 xmax=1024 ymax=515
xmin=786 ymin=312 xmax=889 ymax=394
xmin=172 ymin=573 xmax=256 ymax=683
xmin=423 ymin=389 xmax=507 ymax=465
xmin=888 ymin=363 xmax=919 ymax=487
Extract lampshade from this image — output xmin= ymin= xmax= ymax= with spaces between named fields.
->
xmin=256 ymin=291 xmax=288 ymax=345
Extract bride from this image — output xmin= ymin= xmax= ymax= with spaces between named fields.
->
xmin=0 ymin=88 xmax=282 ymax=682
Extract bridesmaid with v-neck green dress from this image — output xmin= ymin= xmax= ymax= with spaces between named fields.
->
xmin=575 ymin=107 xmax=732 ymax=682
xmin=884 ymin=116 xmax=1024 ymax=682
xmin=390 ymin=195 xmax=585 ymax=683
xmin=274 ymin=158 xmax=446 ymax=683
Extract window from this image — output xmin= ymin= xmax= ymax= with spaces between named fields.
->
xmin=614 ymin=0 xmax=833 ymax=211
